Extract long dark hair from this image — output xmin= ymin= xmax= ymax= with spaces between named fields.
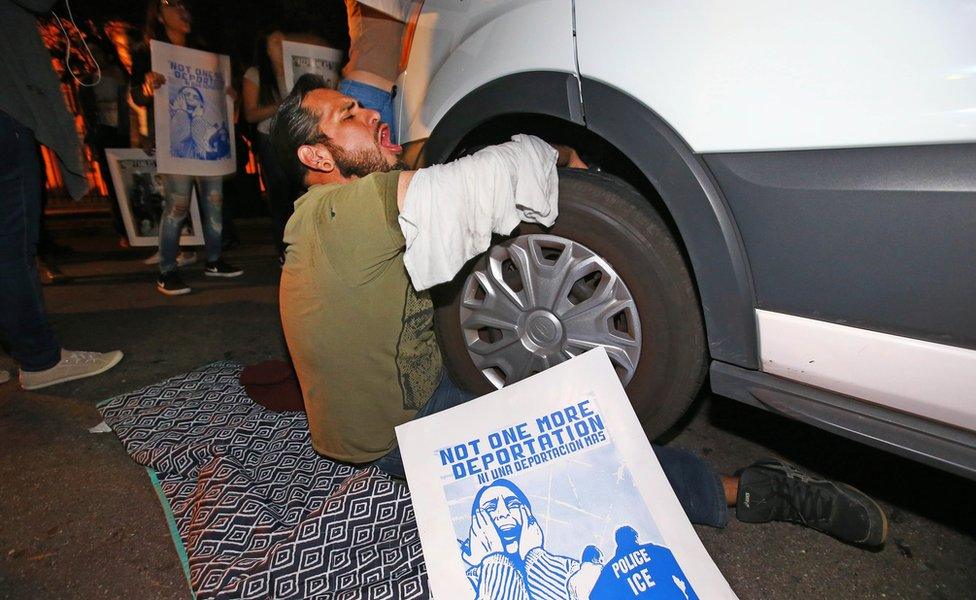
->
xmin=252 ymin=30 xmax=282 ymax=107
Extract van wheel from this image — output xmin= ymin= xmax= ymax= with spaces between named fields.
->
xmin=432 ymin=169 xmax=707 ymax=440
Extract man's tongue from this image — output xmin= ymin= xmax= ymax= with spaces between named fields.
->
xmin=379 ymin=125 xmax=402 ymax=153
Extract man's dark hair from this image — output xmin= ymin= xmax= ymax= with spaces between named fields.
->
xmin=581 ymin=545 xmax=601 ymax=563
xmin=269 ymin=73 xmax=331 ymax=187
xmin=614 ymin=526 xmax=639 ymax=551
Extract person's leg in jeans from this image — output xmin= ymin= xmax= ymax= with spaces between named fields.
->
xmin=195 ymin=175 xmax=243 ymax=277
xmin=653 ymin=445 xmax=729 ymax=528
xmin=0 ymin=111 xmax=124 ymax=389
xmin=158 ymin=173 xmax=194 ymax=274
xmin=195 ymin=176 xmax=224 ymax=264
xmin=0 ymin=111 xmax=61 ymax=372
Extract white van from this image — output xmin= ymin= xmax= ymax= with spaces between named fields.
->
xmin=393 ymin=0 xmax=976 ymax=480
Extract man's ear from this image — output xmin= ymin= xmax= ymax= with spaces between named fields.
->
xmin=297 ymin=144 xmax=335 ymax=174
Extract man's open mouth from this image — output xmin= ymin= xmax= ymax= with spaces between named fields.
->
xmin=378 ymin=123 xmax=402 ymax=153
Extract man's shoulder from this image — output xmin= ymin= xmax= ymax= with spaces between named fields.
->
xmin=305 ymin=170 xmax=400 ymax=201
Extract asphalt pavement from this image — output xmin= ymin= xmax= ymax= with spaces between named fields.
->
xmin=1 ymin=218 xmax=973 ymax=599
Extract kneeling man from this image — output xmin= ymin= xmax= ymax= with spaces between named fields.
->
xmin=271 ymin=75 xmax=887 ymax=549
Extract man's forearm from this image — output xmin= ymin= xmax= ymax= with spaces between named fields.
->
xmin=551 ymin=143 xmax=587 ymax=169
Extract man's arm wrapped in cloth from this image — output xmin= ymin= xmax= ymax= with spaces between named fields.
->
xmin=397 ymin=134 xmax=560 ymax=291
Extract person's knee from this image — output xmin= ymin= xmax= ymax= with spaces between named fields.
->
xmin=165 ymin=194 xmax=190 ymax=218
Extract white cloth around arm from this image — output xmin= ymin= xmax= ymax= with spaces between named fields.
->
xmin=356 ymin=0 xmax=413 ymax=21
xmin=398 ymin=134 xmax=560 ymax=291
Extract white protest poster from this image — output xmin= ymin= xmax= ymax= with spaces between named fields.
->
xmin=104 ymin=148 xmax=204 ymax=247
xmin=150 ymin=40 xmax=236 ymax=176
xmin=281 ymin=41 xmax=343 ymax=91
xmin=397 ymin=348 xmax=738 ymax=600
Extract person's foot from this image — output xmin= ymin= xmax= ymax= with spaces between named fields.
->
xmin=157 ymin=271 xmax=191 ymax=296
xmin=204 ymin=260 xmax=243 ymax=278
xmin=736 ymin=459 xmax=888 ymax=546
xmin=19 ymin=349 xmax=124 ymax=391
xmin=0 ymin=370 xmax=10 ymax=384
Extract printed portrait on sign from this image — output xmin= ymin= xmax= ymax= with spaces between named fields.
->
xmin=397 ymin=349 xmax=736 ymax=600
xmin=168 ymin=85 xmax=231 ymax=160
xmin=151 ymin=40 xmax=236 ymax=176
xmin=105 ymin=149 xmax=205 ymax=247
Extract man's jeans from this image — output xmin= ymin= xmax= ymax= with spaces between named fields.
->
xmin=0 ymin=111 xmax=61 ymax=371
xmin=337 ymin=79 xmax=397 ymax=142
xmin=373 ymin=373 xmax=729 ymax=528
xmin=159 ymin=174 xmax=224 ymax=273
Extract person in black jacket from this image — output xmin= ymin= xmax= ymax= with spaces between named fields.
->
xmin=0 ymin=0 xmax=123 ymax=389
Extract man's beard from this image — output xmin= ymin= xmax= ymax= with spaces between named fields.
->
xmin=327 ymin=142 xmax=404 ymax=178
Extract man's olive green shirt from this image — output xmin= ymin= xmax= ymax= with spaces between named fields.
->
xmin=279 ymin=170 xmax=442 ymax=463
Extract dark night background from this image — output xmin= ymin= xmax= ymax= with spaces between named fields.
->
xmin=66 ymin=0 xmax=351 ymax=72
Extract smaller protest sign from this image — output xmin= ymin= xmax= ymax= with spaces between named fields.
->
xmin=281 ymin=41 xmax=344 ymax=91
xmin=397 ymin=348 xmax=738 ymax=600
xmin=105 ymin=148 xmax=204 ymax=247
xmin=150 ymin=41 xmax=236 ymax=177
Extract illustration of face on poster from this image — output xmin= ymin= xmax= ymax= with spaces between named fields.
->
xmin=167 ymin=81 xmax=230 ymax=160
xmin=151 ymin=41 xmax=236 ymax=176
xmin=447 ymin=438 xmax=689 ymax=600
xmin=398 ymin=350 xmax=736 ymax=600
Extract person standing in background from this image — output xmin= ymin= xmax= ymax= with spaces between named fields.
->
xmin=339 ymin=0 xmax=410 ymax=143
xmin=78 ymin=36 xmax=131 ymax=247
xmin=242 ymin=29 xmax=291 ymax=263
xmin=130 ymin=0 xmax=243 ymax=296
xmin=0 ymin=0 xmax=123 ymax=389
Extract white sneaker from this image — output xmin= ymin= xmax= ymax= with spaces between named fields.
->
xmin=143 ymin=250 xmax=197 ymax=267
xmin=19 ymin=349 xmax=124 ymax=391
xmin=0 ymin=370 xmax=10 ymax=384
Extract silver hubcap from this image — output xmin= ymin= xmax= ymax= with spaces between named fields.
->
xmin=460 ymin=234 xmax=642 ymax=388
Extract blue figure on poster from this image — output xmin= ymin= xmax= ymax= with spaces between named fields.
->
xmin=460 ymin=479 xmax=580 ymax=600
xmin=589 ymin=526 xmax=697 ymax=599
xmin=567 ymin=545 xmax=603 ymax=600
xmin=169 ymin=85 xmax=230 ymax=160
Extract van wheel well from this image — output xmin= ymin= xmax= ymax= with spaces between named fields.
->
xmin=449 ymin=113 xmax=695 ymax=290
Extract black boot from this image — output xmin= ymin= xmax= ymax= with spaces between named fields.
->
xmin=736 ymin=459 xmax=888 ymax=546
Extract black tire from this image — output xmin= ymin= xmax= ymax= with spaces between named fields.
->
xmin=432 ymin=169 xmax=707 ymax=440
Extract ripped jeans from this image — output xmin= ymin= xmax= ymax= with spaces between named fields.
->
xmin=159 ymin=174 xmax=223 ymax=273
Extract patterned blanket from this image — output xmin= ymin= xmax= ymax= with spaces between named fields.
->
xmin=99 ymin=362 xmax=429 ymax=600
